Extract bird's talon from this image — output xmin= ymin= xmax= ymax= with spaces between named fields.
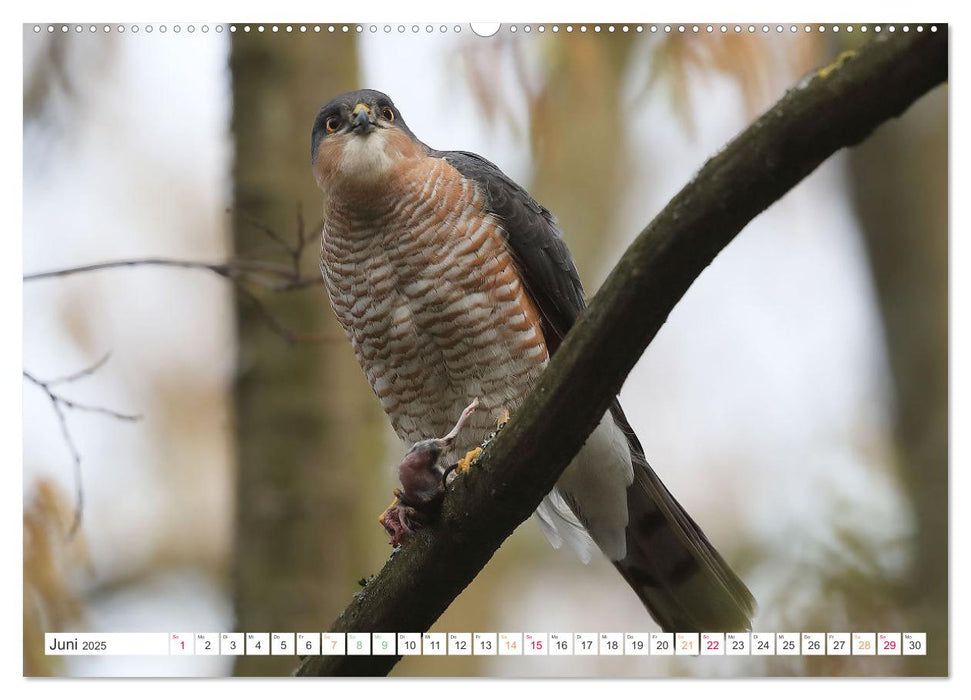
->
xmin=442 ymin=462 xmax=458 ymax=487
xmin=379 ymin=499 xmax=422 ymax=547
xmin=378 ymin=495 xmax=401 ymax=525
xmin=456 ymin=447 xmax=482 ymax=474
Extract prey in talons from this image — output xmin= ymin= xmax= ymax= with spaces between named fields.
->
xmin=379 ymin=398 xmax=480 ymax=546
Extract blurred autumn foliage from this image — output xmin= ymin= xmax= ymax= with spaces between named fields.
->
xmin=24 ymin=480 xmax=89 ymax=676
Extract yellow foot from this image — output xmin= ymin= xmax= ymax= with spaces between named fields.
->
xmin=455 ymin=447 xmax=482 ymax=474
xmin=378 ymin=492 xmax=402 ymax=526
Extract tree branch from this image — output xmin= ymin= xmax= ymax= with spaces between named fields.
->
xmin=296 ymin=29 xmax=945 ymax=675
xmin=24 ymin=355 xmax=142 ymax=537
xmin=22 ymin=209 xmax=331 ymax=344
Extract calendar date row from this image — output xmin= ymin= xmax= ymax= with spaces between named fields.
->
xmin=45 ymin=632 xmax=926 ymax=657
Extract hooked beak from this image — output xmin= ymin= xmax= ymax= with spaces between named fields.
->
xmin=351 ymin=103 xmax=375 ymax=134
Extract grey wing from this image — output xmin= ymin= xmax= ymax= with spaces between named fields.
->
xmin=439 ymin=150 xmax=586 ymax=353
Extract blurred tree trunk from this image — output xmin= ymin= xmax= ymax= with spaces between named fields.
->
xmin=847 ymin=86 xmax=948 ymax=676
xmin=229 ymin=33 xmax=385 ymax=675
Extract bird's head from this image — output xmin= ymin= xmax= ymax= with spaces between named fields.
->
xmin=311 ymin=89 xmax=425 ymax=191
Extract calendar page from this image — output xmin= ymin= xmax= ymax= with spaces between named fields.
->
xmin=19 ymin=3 xmax=950 ymax=682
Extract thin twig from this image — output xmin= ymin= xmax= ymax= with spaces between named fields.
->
xmin=45 ymin=351 xmax=112 ymax=386
xmin=23 ymin=210 xmax=328 ymax=342
xmin=23 ymin=257 xmax=296 ymax=283
xmin=232 ymin=279 xmax=333 ymax=346
xmin=237 ymin=209 xmax=296 ymax=257
xmin=24 ymin=357 xmax=142 ymax=538
xmin=48 ymin=396 xmax=83 ymax=537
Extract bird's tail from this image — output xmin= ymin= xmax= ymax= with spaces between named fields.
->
xmin=611 ymin=408 xmax=755 ymax=632
xmin=614 ymin=464 xmax=755 ymax=632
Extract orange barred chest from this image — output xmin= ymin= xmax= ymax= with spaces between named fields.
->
xmin=320 ymin=163 xmax=549 ymax=457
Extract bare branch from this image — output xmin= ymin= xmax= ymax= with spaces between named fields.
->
xmin=45 ymin=389 xmax=82 ymax=538
xmin=232 ymin=278 xmax=335 ymax=346
xmin=45 ymin=351 xmax=112 ymax=387
xmin=24 ymin=257 xmax=301 ymax=285
xmin=237 ymin=209 xmax=296 ymax=257
xmin=24 ymin=356 xmax=142 ymax=537
xmin=46 ymin=397 xmax=140 ymax=423
xmin=295 ymin=29 xmax=947 ymax=677
xmin=22 ymin=210 xmax=338 ymax=533
xmin=23 ymin=209 xmax=331 ymax=343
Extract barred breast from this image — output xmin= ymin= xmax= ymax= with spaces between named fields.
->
xmin=320 ymin=157 xmax=549 ymax=460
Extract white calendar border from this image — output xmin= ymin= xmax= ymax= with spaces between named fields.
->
xmin=6 ymin=2 xmax=967 ymax=700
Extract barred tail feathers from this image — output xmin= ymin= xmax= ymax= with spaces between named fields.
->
xmin=614 ymin=460 xmax=755 ymax=632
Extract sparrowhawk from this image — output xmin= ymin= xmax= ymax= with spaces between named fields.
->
xmin=311 ymin=88 xmax=755 ymax=632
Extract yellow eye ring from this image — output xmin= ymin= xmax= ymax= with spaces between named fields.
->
xmin=325 ymin=116 xmax=340 ymax=133
xmin=381 ymin=107 xmax=395 ymax=122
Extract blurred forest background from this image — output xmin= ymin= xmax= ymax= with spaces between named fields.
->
xmin=22 ymin=24 xmax=947 ymax=677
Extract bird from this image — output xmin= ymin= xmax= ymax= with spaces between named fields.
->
xmin=311 ymin=88 xmax=756 ymax=632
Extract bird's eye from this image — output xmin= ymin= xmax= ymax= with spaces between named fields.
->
xmin=381 ymin=107 xmax=395 ymax=123
xmin=325 ymin=116 xmax=341 ymax=133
